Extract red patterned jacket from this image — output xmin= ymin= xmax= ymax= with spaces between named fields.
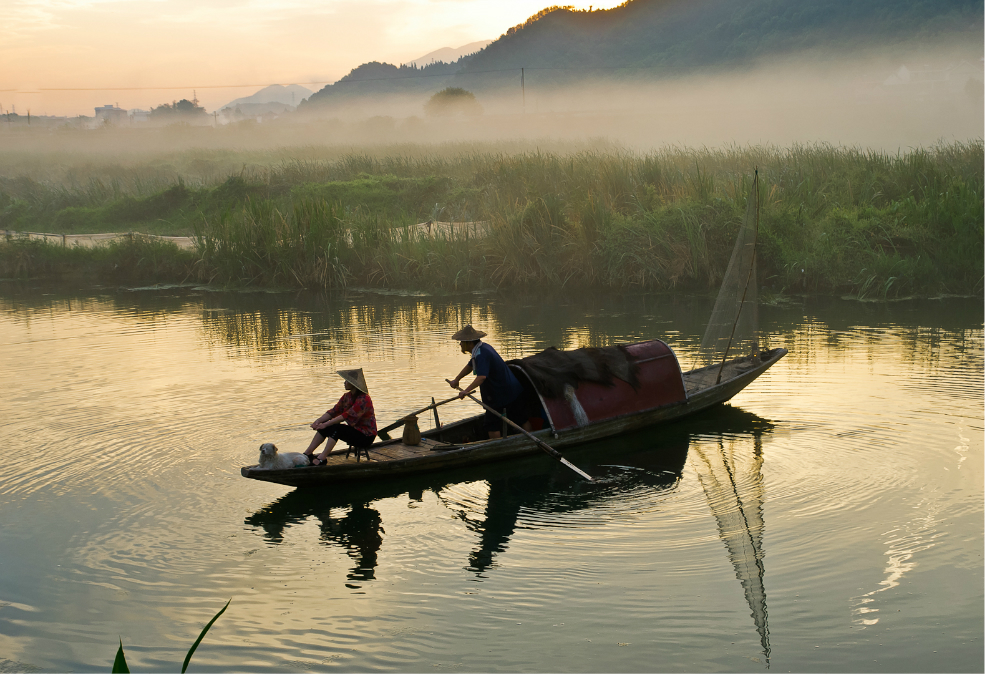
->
xmin=328 ymin=391 xmax=377 ymax=437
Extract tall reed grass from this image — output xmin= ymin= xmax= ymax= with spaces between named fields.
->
xmin=2 ymin=141 xmax=982 ymax=296
xmin=0 ymin=234 xmax=204 ymax=286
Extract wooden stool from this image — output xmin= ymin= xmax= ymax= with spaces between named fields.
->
xmin=345 ymin=444 xmax=371 ymax=462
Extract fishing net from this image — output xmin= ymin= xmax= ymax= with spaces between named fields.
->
xmin=508 ymin=345 xmax=640 ymax=400
xmin=698 ymin=171 xmax=761 ymax=369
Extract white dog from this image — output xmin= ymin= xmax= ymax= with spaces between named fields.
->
xmin=256 ymin=443 xmax=311 ymax=470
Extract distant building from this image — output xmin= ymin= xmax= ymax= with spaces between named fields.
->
xmin=94 ymin=104 xmax=128 ymax=124
xmin=128 ymin=109 xmax=150 ymax=123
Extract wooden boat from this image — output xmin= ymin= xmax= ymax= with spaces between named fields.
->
xmin=241 ymin=342 xmax=787 ymax=488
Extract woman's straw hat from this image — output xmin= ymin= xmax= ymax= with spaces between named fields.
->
xmin=452 ymin=325 xmax=486 ymax=341
xmin=337 ymin=368 xmax=369 ymax=393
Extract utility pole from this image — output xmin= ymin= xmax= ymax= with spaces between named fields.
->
xmin=213 ymin=110 xmax=217 ymax=127
xmin=521 ymin=67 xmax=525 ymax=114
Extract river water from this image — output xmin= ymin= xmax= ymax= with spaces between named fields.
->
xmin=0 ymin=283 xmax=981 ymax=673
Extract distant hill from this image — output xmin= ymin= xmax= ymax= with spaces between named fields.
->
xmin=221 ymin=84 xmax=313 ymax=111
xmin=301 ymin=0 xmax=983 ymax=109
xmin=406 ymin=41 xmax=492 ymax=67
xmin=301 ymin=59 xmax=469 ymax=108
xmin=461 ymin=0 xmax=981 ymax=75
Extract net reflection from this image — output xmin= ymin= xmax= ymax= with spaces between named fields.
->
xmin=690 ymin=418 xmax=772 ymax=665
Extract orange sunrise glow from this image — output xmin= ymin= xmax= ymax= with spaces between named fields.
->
xmin=1 ymin=0 xmax=624 ymax=116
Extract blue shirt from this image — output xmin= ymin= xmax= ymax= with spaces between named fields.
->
xmin=471 ymin=342 xmax=523 ymax=409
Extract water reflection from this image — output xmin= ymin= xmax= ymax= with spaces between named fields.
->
xmin=2 ymin=281 xmax=981 ymax=672
xmin=245 ymin=499 xmax=385 ymax=587
xmin=691 ymin=433 xmax=770 ymax=664
xmin=448 ymin=436 xmax=689 ymax=575
xmin=197 ymin=290 xmax=711 ymax=352
xmin=3 ymin=285 xmax=980 ymax=375
xmin=317 ymin=503 xmax=384 ymax=587
xmin=244 ymin=424 xmax=695 ymax=566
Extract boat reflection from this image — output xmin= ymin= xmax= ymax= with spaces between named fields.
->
xmin=245 ymin=405 xmax=774 ymax=653
xmin=447 ymin=438 xmax=689 ymax=574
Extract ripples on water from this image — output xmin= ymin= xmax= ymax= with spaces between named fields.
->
xmin=0 ymin=286 xmax=981 ymax=672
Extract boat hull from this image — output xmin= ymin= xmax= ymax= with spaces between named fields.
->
xmin=241 ymin=347 xmax=787 ymax=488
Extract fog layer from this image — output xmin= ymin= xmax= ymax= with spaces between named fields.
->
xmin=1 ymin=47 xmax=981 ymax=169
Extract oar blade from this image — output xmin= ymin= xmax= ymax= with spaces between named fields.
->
xmin=458 ymin=390 xmax=594 ymax=482
xmin=560 ymin=457 xmax=594 ymax=482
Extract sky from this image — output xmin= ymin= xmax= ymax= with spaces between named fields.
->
xmin=1 ymin=0 xmax=625 ymax=116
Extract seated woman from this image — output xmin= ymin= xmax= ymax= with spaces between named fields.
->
xmin=304 ymin=368 xmax=377 ymax=466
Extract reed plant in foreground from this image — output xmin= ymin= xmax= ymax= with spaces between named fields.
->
xmin=112 ymin=599 xmax=229 ymax=673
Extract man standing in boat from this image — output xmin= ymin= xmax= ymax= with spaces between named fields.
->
xmin=447 ymin=325 xmax=531 ymax=438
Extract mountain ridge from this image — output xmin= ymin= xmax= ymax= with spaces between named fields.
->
xmin=301 ymin=0 xmax=983 ymax=109
xmin=221 ymin=84 xmax=313 ymax=111
xmin=406 ymin=41 xmax=493 ymax=68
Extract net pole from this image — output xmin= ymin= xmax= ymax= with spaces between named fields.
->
xmin=715 ymin=170 xmax=760 ymax=385
xmin=715 ymin=253 xmax=755 ymax=384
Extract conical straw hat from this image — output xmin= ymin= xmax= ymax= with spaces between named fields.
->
xmin=452 ymin=324 xmax=486 ymax=341
xmin=337 ymin=368 xmax=369 ymax=393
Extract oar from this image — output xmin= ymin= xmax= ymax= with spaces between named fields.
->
xmin=448 ymin=383 xmax=594 ymax=482
xmin=377 ymin=395 xmax=461 ymax=440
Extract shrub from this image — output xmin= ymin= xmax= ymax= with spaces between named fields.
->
xmin=424 ymin=88 xmax=483 ymax=117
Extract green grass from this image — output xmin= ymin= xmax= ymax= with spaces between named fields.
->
xmin=2 ymin=141 xmax=982 ymax=297
xmin=0 ymin=234 xmax=204 ymax=286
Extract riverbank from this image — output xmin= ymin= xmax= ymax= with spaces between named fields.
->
xmin=1 ymin=141 xmax=981 ymax=297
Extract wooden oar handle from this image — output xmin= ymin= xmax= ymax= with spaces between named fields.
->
xmin=461 ymin=391 xmax=593 ymax=482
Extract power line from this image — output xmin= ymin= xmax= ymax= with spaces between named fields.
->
xmin=9 ymin=62 xmax=669 ymax=94
xmin=33 ymin=70 xmax=517 ymax=92
xmin=34 ymin=81 xmax=336 ymax=92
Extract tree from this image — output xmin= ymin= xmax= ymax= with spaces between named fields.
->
xmin=150 ymin=98 xmax=208 ymax=120
xmin=423 ymin=88 xmax=483 ymax=117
